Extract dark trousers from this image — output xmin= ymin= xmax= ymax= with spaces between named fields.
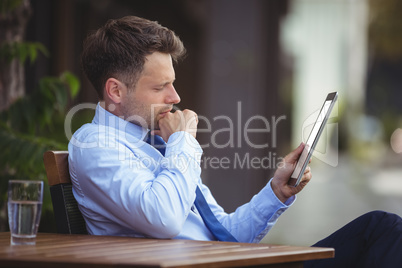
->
xmin=304 ymin=211 xmax=402 ymax=268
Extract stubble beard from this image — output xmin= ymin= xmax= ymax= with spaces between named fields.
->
xmin=121 ymin=103 xmax=165 ymax=130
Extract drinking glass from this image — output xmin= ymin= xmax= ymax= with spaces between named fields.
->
xmin=8 ymin=180 xmax=44 ymax=245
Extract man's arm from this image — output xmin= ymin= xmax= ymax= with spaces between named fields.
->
xmin=68 ymin=126 xmax=203 ymax=239
xmin=151 ymin=109 xmax=311 ymax=242
xmin=217 ymin=144 xmax=311 ymax=242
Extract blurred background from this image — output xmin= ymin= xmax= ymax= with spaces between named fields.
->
xmin=0 ymin=0 xmax=401 ymax=246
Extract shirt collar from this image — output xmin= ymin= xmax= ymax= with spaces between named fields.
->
xmin=92 ymin=103 xmax=148 ymax=140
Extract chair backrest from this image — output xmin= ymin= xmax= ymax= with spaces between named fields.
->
xmin=43 ymin=151 xmax=88 ymax=234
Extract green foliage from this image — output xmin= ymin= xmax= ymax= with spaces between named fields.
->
xmin=0 ymin=0 xmax=23 ymax=14
xmin=0 ymin=71 xmax=81 ymax=228
xmin=0 ymin=71 xmax=80 ymax=136
xmin=0 ymin=41 xmax=49 ymax=64
xmin=0 ymin=0 xmax=81 ymax=233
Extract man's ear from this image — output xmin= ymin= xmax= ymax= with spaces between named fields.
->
xmin=104 ymin=78 xmax=125 ymax=103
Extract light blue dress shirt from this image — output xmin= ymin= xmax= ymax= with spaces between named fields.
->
xmin=68 ymin=103 xmax=295 ymax=243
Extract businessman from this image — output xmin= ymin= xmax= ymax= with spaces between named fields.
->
xmin=69 ymin=16 xmax=402 ymax=267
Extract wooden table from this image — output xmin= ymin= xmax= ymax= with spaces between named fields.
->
xmin=0 ymin=233 xmax=333 ymax=268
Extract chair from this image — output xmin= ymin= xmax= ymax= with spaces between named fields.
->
xmin=43 ymin=151 xmax=88 ymax=234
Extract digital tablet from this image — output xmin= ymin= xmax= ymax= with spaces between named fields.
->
xmin=288 ymin=92 xmax=338 ymax=187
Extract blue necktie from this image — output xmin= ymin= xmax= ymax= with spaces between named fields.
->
xmin=145 ymin=133 xmax=166 ymax=156
xmin=145 ymin=133 xmax=238 ymax=242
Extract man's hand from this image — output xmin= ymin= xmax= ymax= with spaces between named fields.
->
xmin=152 ymin=109 xmax=198 ymax=142
xmin=271 ymin=143 xmax=312 ymax=203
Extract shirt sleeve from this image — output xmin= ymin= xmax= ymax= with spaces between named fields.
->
xmin=200 ymin=178 xmax=295 ymax=243
xmin=69 ymin=129 xmax=203 ymax=239
xmin=70 ymin=125 xmax=294 ymax=243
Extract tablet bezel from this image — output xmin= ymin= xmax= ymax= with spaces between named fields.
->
xmin=288 ymin=92 xmax=338 ymax=187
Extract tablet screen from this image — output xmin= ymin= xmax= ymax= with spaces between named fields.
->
xmin=289 ymin=92 xmax=338 ymax=187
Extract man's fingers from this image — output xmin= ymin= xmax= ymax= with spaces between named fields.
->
xmin=301 ymin=167 xmax=312 ymax=184
xmin=156 ymin=109 xmax=198 ymax=141
xmin=285 ymin=143 xmax=305 ymax=163
xmin=304 ymin=166 xmax=310 ymax=174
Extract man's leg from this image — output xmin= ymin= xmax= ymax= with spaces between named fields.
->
xmin=304 ymin=210 xmax=402 ymax=268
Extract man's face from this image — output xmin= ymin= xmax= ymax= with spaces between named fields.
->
xmin=120 ymin=52 xmax=180 ymax=130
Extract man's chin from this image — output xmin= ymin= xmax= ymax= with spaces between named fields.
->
xmin=149 ymin=121 xmax=160 ymax=131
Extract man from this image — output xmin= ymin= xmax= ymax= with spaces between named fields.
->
xmin=69 ymin=16 xmax=402 ymax=267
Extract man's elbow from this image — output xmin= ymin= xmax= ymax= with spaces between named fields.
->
xmin=136 ymin=199 xmax=187 ymax=239
xmin=147 ymin=219 xmax=183 ymax=239
xmin=140 ymin=213 xmax=184 ymax=239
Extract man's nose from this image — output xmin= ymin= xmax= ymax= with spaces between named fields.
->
xmin=165 ymin=85 xmax=181 ymax=104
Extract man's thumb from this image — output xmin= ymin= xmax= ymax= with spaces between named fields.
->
xmin=286 ymin=143 xmax=305 ymax=163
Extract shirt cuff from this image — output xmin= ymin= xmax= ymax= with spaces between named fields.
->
xmin=165 ymin=131 xmax=203 ymax=164
xmin=250 ymin=178 xmax=296 ymax=243
xmin=254 ymin=178 xmax=296 ymax=210
xmin=270 ymin=179 xmax=296 ymax=207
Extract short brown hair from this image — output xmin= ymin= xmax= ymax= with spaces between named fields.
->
xmin=81 ymin=16 xmax=186 ymax=99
